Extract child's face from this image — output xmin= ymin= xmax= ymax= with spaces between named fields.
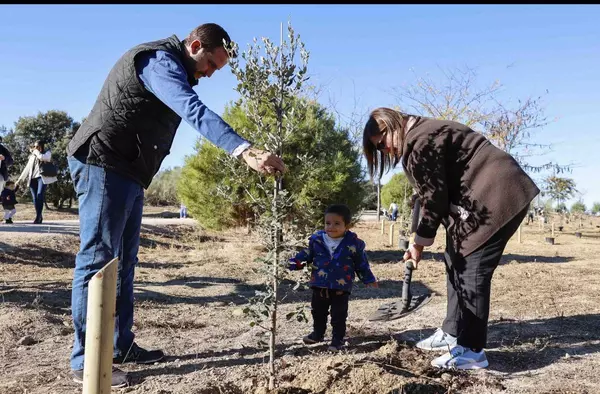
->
xmin=6 ymin=184 xmax=15 ymax=191
xmin=324 ymin=213 xmax=348 ymax=239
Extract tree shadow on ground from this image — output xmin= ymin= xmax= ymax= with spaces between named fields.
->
xmin=139 ymin=224 xmax=221 ymax=250
xmin=425 ymin=251 xmax=573 ymax=265
xmin=396 ymin=313 xmax=600 ymax=373
xmin=0 ymin=242 xmax=76 ymax=269
xmin=368 ymin=250 xmax=447 ymax=264
xmin=133 ymin=277 xmax=434 ymax=307
xmin=0 ymin=281 xmax=72 ymax=314
xmin=132 ymin=333 xmax=402 ymax=382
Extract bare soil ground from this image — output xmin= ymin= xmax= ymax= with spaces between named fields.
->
xmin=2 ymin=205 xmax=600 ymax=394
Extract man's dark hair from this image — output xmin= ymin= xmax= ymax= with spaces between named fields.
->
xmin=5 ymin=180 xmax=15 ymax=187
xmin=325 ymin=204 xmax=352 ymax=225
xmin=34 ymin=140 xmax=45 ymax=151
xmin=183 ymin=23 xmax=233 ymax=53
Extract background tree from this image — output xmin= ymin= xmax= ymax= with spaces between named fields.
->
xmin=145 ymin=167 xmax=182 ymax=206
xmin=544 ymin=175 xmax=577 ymax=212
xmin=570 ymin=200 xmax=586 ymax=214
xmin=2 ymin=110 xmax=79 ymax=208
xmin=391 ymin=65 xmax=571 ymax=187
xmin=591 ymin=202 xmax=600 ymax=216
xmin=179 ymin=99 xmax=366 ymax=231
xmin=380 ymin=173 xmax=414 ymax=233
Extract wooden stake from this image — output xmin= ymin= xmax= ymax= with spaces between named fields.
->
xmin=389 ymin=223 xmax=395 ymax=246
xmin=83 ymin=257 xmax=119 ymax=394
xmin=381 ymin=220 xmax=385 ymax=235
xmin=517 ymin=224 xmax=522 ymax=243
xmin=552 ymin=222 xmax=555 ymax=238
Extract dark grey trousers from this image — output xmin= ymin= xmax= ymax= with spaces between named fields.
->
xmin=442 ymin=207 xmax=528 ymax=350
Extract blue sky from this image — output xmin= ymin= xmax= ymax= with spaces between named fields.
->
xmin=1 ymin=5 xmax=599 ymax=207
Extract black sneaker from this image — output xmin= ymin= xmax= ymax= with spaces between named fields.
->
xmin=328 ymin=338 xmax=344 ymax=352
xmin=302 ymin=332 xmax=325 ymax=344
xmin=72 ymin=366 xmax=130 ymax=388
xmin=113 ymin=342 xmax=165 ymax=365
xmin=5 ymin=219 xmax=12 ymax=224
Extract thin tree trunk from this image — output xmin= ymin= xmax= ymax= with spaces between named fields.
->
xmin=269 ymin=22 xmax=284 ymax=391
xmin=376 ymin=177 xmax=381 ymax=222
xmin=269 ymin=178 xmax=279 ymax=390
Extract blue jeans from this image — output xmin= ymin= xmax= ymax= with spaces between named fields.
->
xmin=67 ymin=156 xmax=144 ymax=371
xmin=29 ymin=177 xmax=47 ymax=222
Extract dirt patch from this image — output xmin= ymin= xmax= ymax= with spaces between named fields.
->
xmin=2 ymin=217 xmax=600 ymax=393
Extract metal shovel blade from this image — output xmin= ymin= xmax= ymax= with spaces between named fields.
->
xmin=368 ymin=293 xmax=434 ymax=322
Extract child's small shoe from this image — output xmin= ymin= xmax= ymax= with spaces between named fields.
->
xmin=302 ymin=332 xmax=324 ymax=344
xmin=5 ymin=219 xmax=12 ymax=224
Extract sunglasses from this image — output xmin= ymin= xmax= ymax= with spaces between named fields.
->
xmin=375 ymin=134 xmax=387 ymax=152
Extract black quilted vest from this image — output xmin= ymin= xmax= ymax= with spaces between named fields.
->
xmin=67 ymin=35 xmax=198 ymax=188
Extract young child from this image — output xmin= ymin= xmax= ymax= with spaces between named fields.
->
xmin=1 ymin=181 xmax=18 ymax=224
xmin=289 ymin=204 xmax=378 ymax=351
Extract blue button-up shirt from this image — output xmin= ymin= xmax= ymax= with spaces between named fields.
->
xmin=135 ymin=50 xmax=250 ymax=156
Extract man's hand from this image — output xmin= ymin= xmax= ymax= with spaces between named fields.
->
xmin=403 ymin=243 xmax=424 ymax=269
xmin=241 ymin=147 xmax=286 ymax=175
xmin=366 ymin=281 xmax=379 ymax=288
xmin=0 ymin=154 xmax=4 ymax=161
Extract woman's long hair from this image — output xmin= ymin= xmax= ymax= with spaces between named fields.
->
xmin=362 ymin=107 xmax=406 ymax=180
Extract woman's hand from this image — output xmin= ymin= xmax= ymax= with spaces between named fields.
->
xmin=403 ymin=243 xmax=424 ymax=269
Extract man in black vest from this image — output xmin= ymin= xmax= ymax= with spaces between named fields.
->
xmin=66 ymin=23 xmax=285 ymax=388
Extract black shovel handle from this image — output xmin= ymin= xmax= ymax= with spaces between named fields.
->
xmin=401 ymin=258 xmax=415 ymax=310
xmin=401 ymin=197 xmax=421 ymax=310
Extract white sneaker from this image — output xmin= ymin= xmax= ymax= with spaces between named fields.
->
xmin=431 ymin=345 xmax=489 ymax=370
xmin=416 ymin=328 xmax=457 ymax=351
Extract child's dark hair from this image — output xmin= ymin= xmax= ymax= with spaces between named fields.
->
xmin=325 ymin=204 xmax=352 ymax=225
xmin=5 ymin=181 xmax=15 ymax=187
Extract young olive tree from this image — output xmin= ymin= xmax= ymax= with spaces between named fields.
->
xmin=222 ymin=22 xmax=311 ymax=390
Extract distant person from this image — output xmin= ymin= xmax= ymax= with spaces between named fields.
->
xmin=0 ymin=136 xmax=14 ymax=191
xmin=1 ymin=180 xmax=18 ymax=224
xmin=389 ymin=201 xmax=398 ymax=221
xmin=526 ymin=207 xmax=534 ymax=225
xmin=16 ymin=140 xmax=57 ymax=224
xmin=288 ymin=204 xmax=378 ymax=351
xmin=180 ymin=203 xmax=187 ymax=219
xmin=363 ymin=107 xmax=539 ymax=370
xmin=65 ymin=23 xmax=286 ymax=387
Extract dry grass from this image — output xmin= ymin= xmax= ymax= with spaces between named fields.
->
xmin=1 ymin=212 xmax=600 ymax=394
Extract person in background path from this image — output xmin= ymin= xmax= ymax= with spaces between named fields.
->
xmin=16 ymin=140 xmax=57 ymax=224
xmin=65 ymin=22 xmax=286 ymax=388
xmin=0 ymin=136 xmax=14 ymax=192
xmin=389 ymin=201 xmax=398 ymax=221
xmin=1 ymin=180 xmax=18 ymax=224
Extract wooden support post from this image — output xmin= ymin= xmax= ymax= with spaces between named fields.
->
xmin=380 ymin=220 xmax=385 ymax=235
xmin=551 ymin=222 xmax=555 ymax=238
xmin=389 ymin=223 xmax=395 ymax=246
xmin=83 ymin=257 xmax=119 ymax=394
xmin=517 ymin=225 xmax=522 ymax=244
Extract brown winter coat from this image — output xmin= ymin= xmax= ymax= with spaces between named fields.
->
xmin=401 ymin=117 xmax=540 ymax=257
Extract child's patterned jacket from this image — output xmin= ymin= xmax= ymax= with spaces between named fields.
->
xmin=289 ymin=230 xmax=376 ymax=293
